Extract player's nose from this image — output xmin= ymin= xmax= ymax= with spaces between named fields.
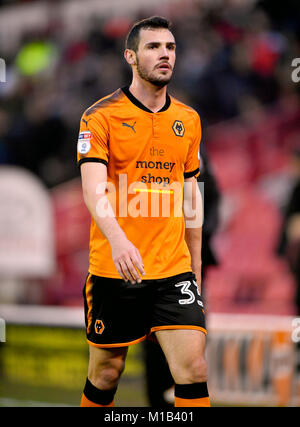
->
xmin=159 ymin=46 xmax=169 ymax=59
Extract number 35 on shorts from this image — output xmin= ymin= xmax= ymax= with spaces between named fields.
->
xmin=175 ymin=280 xmax=204 ymax=310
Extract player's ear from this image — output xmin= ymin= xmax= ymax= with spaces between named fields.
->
xmin=124 ymin=49 xmax=137 ymax=66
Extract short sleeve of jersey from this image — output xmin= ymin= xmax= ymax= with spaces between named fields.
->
xmin=77 ymin=112 xmax=109 ymax=167
xmin=184 ymin=113 xmax=201 ymax=179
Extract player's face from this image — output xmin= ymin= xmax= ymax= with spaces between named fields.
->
xmin=135 ymin=28 xmax=176 ymax=87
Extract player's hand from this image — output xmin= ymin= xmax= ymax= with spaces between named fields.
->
xmin=196 ymin=275 xmax=202 ymax=295
xmin=110 ymin=237 xmax=145 ymax=284
xmin=194 ymin=269 xmax=202 ymax=295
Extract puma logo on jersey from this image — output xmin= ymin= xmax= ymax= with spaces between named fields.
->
xmin=82 ymin=118 xmax=91 ymax=127
xmin=122 ymin=121 xmax=136 ymax=133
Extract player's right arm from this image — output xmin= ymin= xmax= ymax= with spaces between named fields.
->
xmin=80 ymin=162 xmax=145 ymax=284
xmin=78 ymin=110 xmax=144 ymax=284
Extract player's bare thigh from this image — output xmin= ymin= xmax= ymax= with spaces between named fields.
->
xmin=155 ymin=329 xmax=207 ymax=384
xmin=88 ymin=345 xmax=128 ymax=390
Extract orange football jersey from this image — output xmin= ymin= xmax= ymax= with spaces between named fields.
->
xmin=77 ymin=87 xmax=201 ymax=279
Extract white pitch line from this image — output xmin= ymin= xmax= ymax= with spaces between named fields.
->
xmin=0 ymin=397 xmax=75 ymax=407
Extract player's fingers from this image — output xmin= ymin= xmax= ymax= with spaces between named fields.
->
xmin=119 ymin=258 xmax=136 ymax=284
xmin=134 ymin=249 xmax=145 ymax=276
xmin=116 ymin=259 xmax=130 ymax=282
xmin=124 ymin=256 xmax=141 ymax=284
xmin=128 ymin=251 xmax=145 ymax=281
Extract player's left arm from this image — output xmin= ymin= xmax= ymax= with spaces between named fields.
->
xmin=184 ymin=176 xmax=203 ymax=294
xmin=183 ymin=112 xmax=202 ymax=292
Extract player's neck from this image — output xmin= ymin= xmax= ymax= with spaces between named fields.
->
xmin=129 ymin=80 xmax=167 ymax=113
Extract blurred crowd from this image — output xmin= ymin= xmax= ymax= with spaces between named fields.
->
xmin=0 ymin=0 xmax=299 ymax=188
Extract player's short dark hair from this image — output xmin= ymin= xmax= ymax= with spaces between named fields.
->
xmin=125 ymin=16 xmax=172 ymax=52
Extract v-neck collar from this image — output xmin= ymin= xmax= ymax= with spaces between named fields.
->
xmin=121 ymin=86 xmax=171 ymax=113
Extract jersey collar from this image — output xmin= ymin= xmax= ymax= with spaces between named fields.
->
xmin=121 ymin=86 xmax=171 ymax=113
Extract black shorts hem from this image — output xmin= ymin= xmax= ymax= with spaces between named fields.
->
xmin=150 ymin=325 xmax=207 ymax=335
xmin=87 ymin=334 xmax=148 ymax=348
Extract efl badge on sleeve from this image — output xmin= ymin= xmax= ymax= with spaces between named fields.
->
xmin=77 ymin=131 xmax=92 ymax=155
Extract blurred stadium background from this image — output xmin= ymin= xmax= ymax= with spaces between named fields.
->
xmin=0 ymin=0 xmax=300 ymax=407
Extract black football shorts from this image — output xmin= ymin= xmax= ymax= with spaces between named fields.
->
xmin=83 ymin=271 xmax=206 ymax=348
